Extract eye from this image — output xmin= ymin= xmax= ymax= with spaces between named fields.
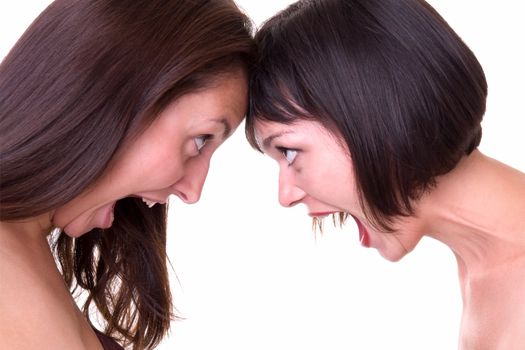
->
xmin=277 ymin=147 xmax=298 ymax=165
xmin=194 ymin=134 xmax=212 ymax=153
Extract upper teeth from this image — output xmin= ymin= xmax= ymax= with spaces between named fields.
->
xmin=142 ymin=198 xmax=157 ymax=208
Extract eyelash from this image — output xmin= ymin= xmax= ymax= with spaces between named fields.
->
xmin=276 ymin=146 xmax=298 ymax=166
xmin=195 ymin=134 xmax=213 ymax=154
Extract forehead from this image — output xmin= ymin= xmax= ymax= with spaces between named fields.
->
xmin=194 ymin=71 xmax=248 ymax=115
xmin=254 ymin=118 xmax=333 ymax=136
xmin=169 ymin=70 xmax=248 ymax=124
xmin=254 ymin=119 xmax=337 ymax=149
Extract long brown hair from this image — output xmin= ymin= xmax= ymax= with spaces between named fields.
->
xmin=0 ymin=0 xmax=255 ymax=348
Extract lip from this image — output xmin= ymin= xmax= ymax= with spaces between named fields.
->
xmin=133 ymin=194 xmax=168 ymax=207
xmin=100 ymin=202 xmax=116 ymax=229
xmin=350 ymin=215 xmax=371 ymax=248
xmin=143 ymin=197 xmax=167 ymax=204
xmin=308 ymin=211 xmax=337 ymax=218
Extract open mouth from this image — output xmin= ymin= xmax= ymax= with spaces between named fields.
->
xmin=141 ymin=197 xmax=159 ymax=208
xmin=350 ymin=215 xmax=371 ymax=248
xmin=129 ymin=194 xmax=168 ymax=208
xmin=308 ymin=211 xmax=337 ymax=218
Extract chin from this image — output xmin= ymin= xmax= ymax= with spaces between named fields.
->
xmin=62 ymin=226 xmax=88 ymax=238
xmin=58 ymin=219 xmax=94 ymax=238
xmin=378 ymin=248 xmax=409 ymax=262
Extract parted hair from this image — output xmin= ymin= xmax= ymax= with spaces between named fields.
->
xmin=246 ymin=0 xmax=487 ymax=231
xmin=0 ymin=0 xmax=255 ymax=348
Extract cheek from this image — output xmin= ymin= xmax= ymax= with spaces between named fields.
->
xmin=123 ymin=118 xmax=188 ymax=168
xmin=312 ymin=162 xmax=357 ymax=205
xmin=143 ymin=154 xmax=186 ymax=186
xmin=121 ymin=135 xmax=188 ymax=178
xmin=101 ymin=148 xmax=185 ymax=195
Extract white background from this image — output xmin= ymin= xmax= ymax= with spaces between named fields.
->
xmin=1 ymin=1 xmax=524 ymax=349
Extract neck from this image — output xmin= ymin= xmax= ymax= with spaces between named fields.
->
xmin=0 ymin=212 xmax=55 ymax=248
xmin=421 ymin=150 xmax=525 ymax=282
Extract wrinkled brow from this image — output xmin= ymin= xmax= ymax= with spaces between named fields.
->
xmin=261 ymin=131 xmax=293 ymax=151
xmin=213 ymin=118 xmax=231 ymax=139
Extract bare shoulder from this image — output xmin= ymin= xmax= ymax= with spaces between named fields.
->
xmin=459 ymin=257 xmax=525 ymax=349
xmin=0 ymin=316 xmax=94 ymax=350
xmin=0 ymin=279 xmax=103 ymax=350
xmin=0 ymin=238 xmax=103 ymax=350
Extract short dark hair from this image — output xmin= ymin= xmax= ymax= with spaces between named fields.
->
xmin=246 ymin=0 xmax=487 ymax=231
xmin=1 ymin=0 xmax=255 ymax=348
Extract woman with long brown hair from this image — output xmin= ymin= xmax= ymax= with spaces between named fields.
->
xmin=0 ymin=1 xmax=254 ymax=349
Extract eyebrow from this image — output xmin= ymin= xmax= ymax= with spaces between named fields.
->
xmin=213 ymin=118 xmax=231 ymax=140
xmin=261 ymin=131 xmax=293 ymax=150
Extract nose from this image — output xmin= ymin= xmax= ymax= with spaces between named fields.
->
xmin=278 ymin=169 xmax=305 ymax=208
xmin=171 ymin=158 xmax=210 ymax=204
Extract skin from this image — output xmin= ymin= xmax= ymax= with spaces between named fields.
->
xmin=255 ymin=118 xmax=525 ymax=349
xmin=0 ymin=71 xmax=248 ymax=350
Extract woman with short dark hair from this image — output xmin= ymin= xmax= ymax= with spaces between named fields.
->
xmin=246 ymin=0 xmax=525 ymax=347
xmin=0 ymin=1 xmax=255 ymax=349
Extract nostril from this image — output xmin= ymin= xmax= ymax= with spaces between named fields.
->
xmin=288 ymin=199 xmax=301 ymax=208
xmin=174 ymin=190 xmax=188 ymax=202
xmin=280 ymin=199 xmax=300 ymax=208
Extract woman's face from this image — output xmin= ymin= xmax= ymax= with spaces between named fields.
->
xmin=254 ymin=119 xmax=424 ymax=262
xmin=53 ymin=71 xmax=248 ymax=237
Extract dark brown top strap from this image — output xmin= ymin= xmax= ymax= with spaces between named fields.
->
xmin=93 ymin=328 xmax=125 ymax=350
